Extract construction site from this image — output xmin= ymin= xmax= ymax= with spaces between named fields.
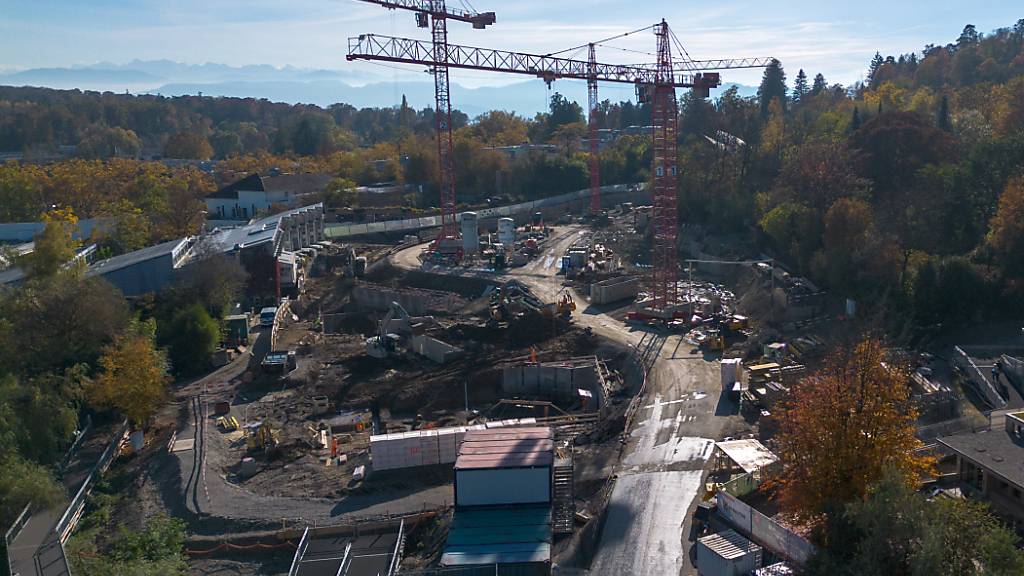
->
xmin=13 ymin=3 xmax=1016 ymax=576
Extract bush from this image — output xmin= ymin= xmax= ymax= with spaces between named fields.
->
xmin=162 ymin=304 xmax=219 ymax=377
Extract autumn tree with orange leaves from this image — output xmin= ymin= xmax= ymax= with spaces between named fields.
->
xmin=772 ymin=338 xmax=934 ymax=525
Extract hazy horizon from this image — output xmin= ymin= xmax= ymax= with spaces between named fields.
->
xmin=3 ymin=0 xmax=1022 ymax=93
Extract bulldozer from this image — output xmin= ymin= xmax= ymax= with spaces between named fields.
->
xmin=699 ymin=329 xmax=725 ymax=351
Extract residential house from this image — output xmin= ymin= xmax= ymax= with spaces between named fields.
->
xmin=206 ymin=172 xmax=332 ymax=220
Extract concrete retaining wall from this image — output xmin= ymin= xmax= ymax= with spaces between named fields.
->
xmin=503 ymin=359 xmax=599 ymax=402
xmin=410 ymin=335 xmax=463 ymax=364
xmin=353 ymin=283 xmax=464 ymax=315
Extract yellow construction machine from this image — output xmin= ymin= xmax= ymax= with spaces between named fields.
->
xmin=245 ymin=421 xmax=280 ymax=452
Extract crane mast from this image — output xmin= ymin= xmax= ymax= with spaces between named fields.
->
xmin=587 ymin=44 xmax=601 ymax=215
xmin=430 ymin=5 xmax=457 ymax=239
xmin=650 ymin=20 xmax=678 ymax=312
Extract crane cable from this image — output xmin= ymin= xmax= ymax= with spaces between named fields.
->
xmin=543 ymin=23 xmax=656 ymax=57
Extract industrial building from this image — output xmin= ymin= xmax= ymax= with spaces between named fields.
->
xmin=0 ymin=203 xmax=324 ymax=298
xmin=937 ymin=411 xmax=1024 ymax=533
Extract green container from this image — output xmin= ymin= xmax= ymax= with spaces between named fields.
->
xmin=225 ymin=314 xmax=250 ymax=345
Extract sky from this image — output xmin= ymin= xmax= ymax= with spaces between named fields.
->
xmin=1 ymin=0 xmax=1021 ymax=93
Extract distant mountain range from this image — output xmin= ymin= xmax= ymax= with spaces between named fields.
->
xmin=0 ymin=60 xmax=758 ymax=116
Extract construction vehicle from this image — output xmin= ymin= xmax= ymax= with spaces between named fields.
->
xmin=551 ymin=293 xmax=576 ymax=318
xmin=699 ymin=329 xmax=725 ymax=351
xmin=725 ymin=314 xmax=749 ymax=331
xmin=245 ymin=421 xmax=280 ymax=452
xmin=366 ymin=301 xmax=412 ymax=359
xmin=217 ymin=416 xmax=240 ymax=432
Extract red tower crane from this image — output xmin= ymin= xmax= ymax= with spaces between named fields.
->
xmin=587 ymin=43 xmax=601 ymax=215
xmin=347 ymin=16 xmax=768 ymax=310
xmin=649 ymin=20 xmax=679 ymax=312
xmin=353 ymin=0 xmax=495 ymax=243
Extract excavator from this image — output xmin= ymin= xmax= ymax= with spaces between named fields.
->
xmin=245 ymin=420 xmax=280 ymax=452
xmin=365 ymin=301 xmax=412 ymax=359
xmin=489 ymin=281 xmax=575 ymax=323
xmin=365 ymin=301 xmax=439 ymax=358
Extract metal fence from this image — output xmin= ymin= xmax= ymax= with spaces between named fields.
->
xmin=952 ymin=346 xmax=1007 ymax=410
xmin=287 ymin=527 xmax=310 ymax=576
xmin=4 ymin=503 xmax=32 ymax=575
xmin=54 ymin=420 xmax=130 ymax=544
xmin=324 ymin=184 xmax=646 ymax=239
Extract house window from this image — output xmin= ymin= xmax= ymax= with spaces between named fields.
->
xmin=1014 ymin=487 xmax=1021 ymax=500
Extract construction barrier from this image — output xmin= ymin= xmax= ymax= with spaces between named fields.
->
xmin=716 ymin=491 xmax=816 ymax=567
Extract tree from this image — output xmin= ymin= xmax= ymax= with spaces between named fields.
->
xmin=758 ymin=59 xmax=788 ymax=118
xmin=95 ymin=198 xmax=151 ymax=256
xmin=868 ymin=52 xmax=885 ymax=85
xmin=0 ymin=371 xmax=81 ymax=464
xmin=0 ymin=161 xmax=45 ymax=221
xmin=777 ymin=139 xmax=868 ymax=214
xmin=988 ymin=176 xmax=1024 ymax=276
xmin=163 ymin=132 xmax=214 ymax=160
xmin=849 ymin=111 xmax=956 ymax=192
xmin=322 ymin=176 xmax=357 ymax=209
xmin=936 ymin=94 xmax=950 ymax=131
xmin=169 ymin=250 xmax=247 ymax=319
xmin=772 ymin=338 xmax=934 ymax=524
xmin=20 ymin=207 xmax=81 ymax=280
xmin=86 ymin=321 xmax=169 ymax=427
xmin=793 ymin=69 xmax=809 ymax=103
xmin=208 ymin=129 xmax=243 ymax=159
xmin=161 ymin=304 xmax=219 ymax=376
xmin=811 ymin=73 xmax=828 ymax=96
xmin=0 ymin=275 xmax=130 ymax=376
xmin=547 ymin=93 xmax=584 ymax=136
xmin=0 ymin=453 xmax=63 ymax=530
xmin=68 ymin=513 xmax=189 ymax=576
xmin=957 ymin=24 xmax=980 ymax=48
xmin=851 ymin=106 xmax=861 ymax=131
xmin=809 ymin=468 xmax=1024 ymax=575
xmin=819 ymin=197 xmax=876 ymax=287
xmin=77 ymin=126 xmax=141 ymax=159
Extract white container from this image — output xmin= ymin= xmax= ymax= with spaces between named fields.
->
xmin=498 ymin=218 xmax=515 ymax=248
xmin=590 ymin=276 xmax=640 ymax=305
xmin=461 ymin=212 xmax=479 ymax=254
xmin=721 ymin=358 xmax=742 ymax=388
xmin=696 ymin=529 xmax=762 ymax=576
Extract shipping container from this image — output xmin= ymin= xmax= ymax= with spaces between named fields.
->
xmin=696 ymin=529 xmax=762 ymax=576
xmin=590 ymin=276 xmax=640 ymax=305
xmin=721 ymin=358 xmax=742 ymax=388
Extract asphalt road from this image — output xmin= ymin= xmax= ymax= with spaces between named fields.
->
xmin=392 ymin=225 xmax=729 ymax=575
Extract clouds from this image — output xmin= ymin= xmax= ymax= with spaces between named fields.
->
xmin=1 ymin=0 xmax=1022 ymax=88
